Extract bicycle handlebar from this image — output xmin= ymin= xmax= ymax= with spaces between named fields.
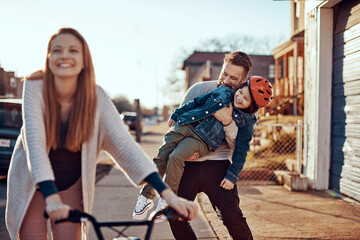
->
xmin=44 ymin=209 xmax=96 ymax=224
xmin=44 ymin=207 xmax=188 ymax=240
xmin=44 ymin=206 xmax=188 ymax=223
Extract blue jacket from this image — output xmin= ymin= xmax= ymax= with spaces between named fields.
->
xmin=170 ymin=86 xmax=257 ymax=183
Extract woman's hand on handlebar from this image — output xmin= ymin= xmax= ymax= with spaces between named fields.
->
xmin=160 ymin=189 xmax=198 ymax=221
xmin=45 ymin=193 xmax=71 ymax=221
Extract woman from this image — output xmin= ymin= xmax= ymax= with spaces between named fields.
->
xmin=5 ymin=28 xmax=197 ymax=240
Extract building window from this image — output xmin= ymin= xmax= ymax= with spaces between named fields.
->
xmin=10 ymin=77 xmax=17 ymax=88
xmin=269 ymin=64 xmax=275 ymax=78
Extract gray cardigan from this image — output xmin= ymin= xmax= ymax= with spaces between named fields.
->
xmin=6 ymin=80 xmax=157 ymax=239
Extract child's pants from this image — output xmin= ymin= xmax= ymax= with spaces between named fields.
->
xmin=141 ymin=124 xmax=210 ymax=199
xmin=19 ymin=178 xmax=83 ymax=240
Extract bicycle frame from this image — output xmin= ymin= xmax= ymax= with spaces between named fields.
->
xmin=50 ymin=207 xmax=186 ymax=240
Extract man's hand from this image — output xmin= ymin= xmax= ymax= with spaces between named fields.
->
xmin=220 ymin=178 xmax=234 ymax=190
xmin=186 ymin=152 xmax=200 ymax=161
xmin=168 ymin=119 xmax=175 ymax=127
xmin=212 ymin=104 xmax=233 ymax=126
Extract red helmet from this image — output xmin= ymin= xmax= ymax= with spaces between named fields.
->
xmin=248 ymin=76 xmax=273 ymax=107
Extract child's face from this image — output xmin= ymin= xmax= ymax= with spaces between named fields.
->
xmin=234 ymin=86 xmax=251 ymax=109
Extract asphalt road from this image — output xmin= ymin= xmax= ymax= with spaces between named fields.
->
xmin=0 ymin=178 xmax=9 ymax=239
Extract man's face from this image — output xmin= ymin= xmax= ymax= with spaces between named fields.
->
xmin=218 ymin=62 xmax=246 ymax=89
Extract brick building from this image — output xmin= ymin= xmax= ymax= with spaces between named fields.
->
xmin=0 ymin=67 xmax=23 ymax=98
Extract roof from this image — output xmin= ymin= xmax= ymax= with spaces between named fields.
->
xmin=184 ymin=51 xmax=227 ymax=63
xmin=182 ymin=51 xmax=274 ymax=69
xmin=182 ymin=51 xmax=228 ymax=69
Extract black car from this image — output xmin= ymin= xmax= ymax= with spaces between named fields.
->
xmin=0 ymin=99 xmax=22 ymax=174
xmin=120 ymin=111 xmax=142 ymax=133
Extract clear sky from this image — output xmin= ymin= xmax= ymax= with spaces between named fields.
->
xmin=0 ymin=0 xmax=290 ymax=109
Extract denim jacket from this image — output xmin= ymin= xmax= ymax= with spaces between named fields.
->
xmin=170 ymin=86 xmax=257 ymax=183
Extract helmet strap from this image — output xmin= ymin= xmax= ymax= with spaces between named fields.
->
xmin=247 ymin=78 xmax=258 ymax=107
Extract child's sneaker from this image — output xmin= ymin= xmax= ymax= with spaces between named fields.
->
xmin=132 ymin=195 xmax=154 ymax=220
xmin=152 ymin=198 xmax=167 ymax=222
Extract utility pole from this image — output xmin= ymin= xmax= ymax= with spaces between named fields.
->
xmin=135 ymin=99 xmax=142 ymax=143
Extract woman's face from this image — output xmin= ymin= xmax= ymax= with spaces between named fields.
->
xmin=48 ymin=33 xmax=84 ymax=80
xmin=234 ymin=86 xmax=251 ymax=109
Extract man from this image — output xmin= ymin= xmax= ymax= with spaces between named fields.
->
xmin=168 ymin=51 xmax=254 ymax=240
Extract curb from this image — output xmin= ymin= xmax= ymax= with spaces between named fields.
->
xmin=197 ymin=193 xmax=231 ymax=239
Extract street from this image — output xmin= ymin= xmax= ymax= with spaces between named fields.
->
xmin=0 ymin=178 xmax=7 ymax=239
xmin=1 ymin=123 xmax=360 ymax=239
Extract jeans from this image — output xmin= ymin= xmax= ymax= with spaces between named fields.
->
xmin=169 ymin=160 xmax=253 ymax=240
xmin=141 ymin=124 xmax=209 ymax=198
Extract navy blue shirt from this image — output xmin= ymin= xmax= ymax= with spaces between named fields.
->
xmin=38 ymin=118 xmax=81 ymax=198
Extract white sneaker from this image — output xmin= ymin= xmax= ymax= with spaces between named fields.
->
xmin=152 ymin=198 xmax=167 ymax=222
xmin=132 ymin=195 xmax=154 ymax=220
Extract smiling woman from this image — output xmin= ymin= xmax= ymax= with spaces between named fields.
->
xmin=5 ymin=27 xmax=198 ymax=240
xmin=48 ymin=34 xmax=84 ymax=83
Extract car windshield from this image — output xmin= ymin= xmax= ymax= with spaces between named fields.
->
xmin=0 ymin=104 xmax=22 ymax=129
xmin=123 ymin=115 xmax=136 ymax=121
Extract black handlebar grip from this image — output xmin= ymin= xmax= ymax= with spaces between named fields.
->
xmin=164 ymin=207 xmax=189 ymax=221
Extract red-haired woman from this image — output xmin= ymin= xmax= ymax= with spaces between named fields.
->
xmin=5 ymin=28 xmax=197 ymax=240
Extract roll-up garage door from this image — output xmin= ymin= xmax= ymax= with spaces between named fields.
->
xmin=330 ymin=0 xmax=360 ymax=200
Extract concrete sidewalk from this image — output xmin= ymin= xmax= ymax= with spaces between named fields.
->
xmin=94 ymin=122 xmax=360 ymax=239
xmin=200 ymin=183 xmax=360 ymax=239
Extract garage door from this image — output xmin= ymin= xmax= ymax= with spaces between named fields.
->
xmin=330 ymin=0 xmax=360 ymax=200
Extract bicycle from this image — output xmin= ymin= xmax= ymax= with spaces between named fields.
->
xmin=45 ymin=207 xmax=187 ymax=240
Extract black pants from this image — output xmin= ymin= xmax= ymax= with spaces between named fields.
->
xmin=169 ymin=160 xmax=253 ymax=240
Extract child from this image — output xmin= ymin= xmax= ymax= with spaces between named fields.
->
xmin=133 ymin=76 xmax=273 ymax=220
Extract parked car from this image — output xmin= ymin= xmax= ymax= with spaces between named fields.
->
xmin=0 ymin=98 xmax=22 ymax=175
xmin=120 ymin=111 xmax=142 ymax=133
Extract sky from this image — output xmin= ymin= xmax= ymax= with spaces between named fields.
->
xmin=0 ymin=0 xmax=290 ymax=109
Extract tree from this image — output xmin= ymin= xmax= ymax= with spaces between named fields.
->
xmin=112 ymin=95 xmax=155 ymax=118
xmin=163 ymin=48 xmax=189 ymax=106
xmin=112 ymin=95 xmax=133 ymax=114
xmin=196 ymin=34 xmax=286 ymax=54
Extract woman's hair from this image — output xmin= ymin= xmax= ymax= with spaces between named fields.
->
xmin=28 ymin=28 xmax=97 ymax=152
xmin=236 ymin=81 xmax=259 ymax=114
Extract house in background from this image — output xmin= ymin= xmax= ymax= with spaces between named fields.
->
xmin=271 ymin=0 xmax=305 ymax=117
xmin=181 ymin=51 xmax=275 ymax=90
xmin=302 ymin=0 xmax=360 ymax=202
xmin=0 ymin=67 xmax=23 ymax=98
xmin=270 ymin=0 xmax=360 ymax=202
